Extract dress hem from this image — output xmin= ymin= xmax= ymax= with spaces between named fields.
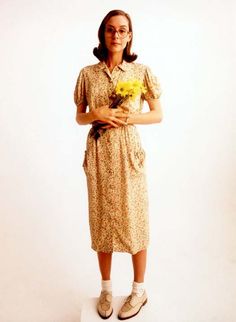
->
xmin=91 ymin=244 xmax=149 ymax=255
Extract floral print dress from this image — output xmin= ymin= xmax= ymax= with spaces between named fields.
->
xmin=74 ymin=60 xmax=162 ymax=255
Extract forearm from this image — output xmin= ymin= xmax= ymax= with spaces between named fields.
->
xmin=127 ymin=110 xmax=162 ymax=125
xmin=76 ymin=111 xmax=96 ymax=125
xmin=76 ymin=105 xmax=128 ymax=127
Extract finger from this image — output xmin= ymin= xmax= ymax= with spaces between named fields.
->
xmin=101 ymin=125 xmax=113 ymax=129
xmin=107 ymin=119 xmax=119 ymax=127
xmin=120 ymin=105 xmax=130 ymax=112
xmin=115 ymin=107 xmax=125 ymax=112
xmin=112 ymin=117 xmax=127 ymax=125
xmin=110 ymin=109 xmax=117 ymax=116
xmin=114 ymin=113 xmax=130 ymax=118
xmin=115 ymin=108 xmax=129 ymax=114
xmin=96 ymin=120 xmax=108 ymax=124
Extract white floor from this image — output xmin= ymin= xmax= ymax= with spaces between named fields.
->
xmin=1 ymin=252 xmax=235 ymax=322
xmin=80 ymin=256 xmax=236 ymax=322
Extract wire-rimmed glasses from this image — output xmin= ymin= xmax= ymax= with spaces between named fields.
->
xmin=105 ymin=26 xmax=130 ymax=39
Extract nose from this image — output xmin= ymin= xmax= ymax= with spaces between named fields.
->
xmin=112 ymin=31 xmax=119 ymax=38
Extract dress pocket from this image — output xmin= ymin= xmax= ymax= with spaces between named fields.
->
xmin=128 ymin=148 xmax=146 ymax=174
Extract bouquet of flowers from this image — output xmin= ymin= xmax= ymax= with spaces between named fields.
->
xmin=109 ymin=79 xmax=147 ymax=108
xmin=91 ymin=79 xmax=147 ymax=140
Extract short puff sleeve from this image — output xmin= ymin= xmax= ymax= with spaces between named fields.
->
xmin=74 ymin=68 xmax=88 ymax=107
xmin=142 ymin=66 xmax=162 ymax=100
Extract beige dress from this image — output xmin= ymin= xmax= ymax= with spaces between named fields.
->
xmin=74 ymin=60 xmax=162 ymax=255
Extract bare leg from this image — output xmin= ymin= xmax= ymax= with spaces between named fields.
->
xmin=97 ymin=251 xmax=113 ymax=280
xmin=132 ymin=249 xmax=147 ymax=283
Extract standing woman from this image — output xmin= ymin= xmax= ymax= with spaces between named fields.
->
xmin=74 ymin=9 xmax=163 ymax=320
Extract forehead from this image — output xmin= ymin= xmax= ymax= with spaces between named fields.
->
xmin=106 ymin=15 xmax=129 ymax=28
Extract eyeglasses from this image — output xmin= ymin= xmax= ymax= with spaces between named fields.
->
xmin=105 ymin=26 xmax=130 ymax=39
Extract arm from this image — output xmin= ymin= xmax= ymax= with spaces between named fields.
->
xmin=127 ymin=98 xmax=163 ymax=125
xmin=99 ymin=98 xmax=163 ymax=130
xmin=75 ymin=103 xmax=129 ymax=127
xmin=75 ymin=103 xmax=96 ymax=125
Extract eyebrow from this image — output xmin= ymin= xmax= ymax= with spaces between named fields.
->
xmin=106 ymin=24 xmax=128 ymax=28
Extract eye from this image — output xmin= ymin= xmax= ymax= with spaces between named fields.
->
xmin=106 ymin=26 xmax=115 ymax=33
xmin=119 ymin=29 xmax=127 ymax=35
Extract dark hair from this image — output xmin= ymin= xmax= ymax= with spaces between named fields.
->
xmin=93 ymin=9 xmax=137 ymax=62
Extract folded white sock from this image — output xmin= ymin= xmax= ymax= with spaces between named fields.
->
xmin=101 ymin=279 xmax=112 ymax=292
xmin=132 ymin=281 xmax=145 ymax=297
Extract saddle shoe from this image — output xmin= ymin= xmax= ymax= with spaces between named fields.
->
xmin=97 ymin=290 xmax=113 ymax=319
xmin=118 ymin=290 xmax=147 ymax=320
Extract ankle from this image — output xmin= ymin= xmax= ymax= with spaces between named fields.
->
xmin=101 ymin=279 xmax=112 ymax=292
xmin=132 ymin=281 xmax=145 ymax=297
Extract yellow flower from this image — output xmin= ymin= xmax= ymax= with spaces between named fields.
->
xmin=115 ymin=79 xmax=147 ymax=100
xmin=116 ymin=81 xmax=127 ymax=97
xmin=132 ymin=80 xmax=142 ymax=88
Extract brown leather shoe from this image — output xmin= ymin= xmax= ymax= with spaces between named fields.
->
xmin=118 ymin=291 xmax=147 ymax=320
xmin=97 ymin=290 xmax=113 ymax=319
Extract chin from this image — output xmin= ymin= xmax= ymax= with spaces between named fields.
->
xmin=108 ymin=47 xmax=124 ymax=54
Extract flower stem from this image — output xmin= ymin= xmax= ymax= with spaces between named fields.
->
xmin=109 ymin=96 xmax=127 ymax=109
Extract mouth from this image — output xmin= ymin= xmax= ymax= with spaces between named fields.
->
xmin=111 ymin=42 xmax=120 ymax=45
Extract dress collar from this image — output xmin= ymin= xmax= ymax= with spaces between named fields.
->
xmin=98 ymin=60 xmax=129 ymax=72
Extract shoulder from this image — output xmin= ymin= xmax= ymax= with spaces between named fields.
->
xmin=125 ymin=62 xmax=153 ymax=74
xmin=77 ymin=63 xmax=102 ymax=77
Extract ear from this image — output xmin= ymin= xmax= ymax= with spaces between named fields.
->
xmin=128 ymin=32 xmax=132 ymax=42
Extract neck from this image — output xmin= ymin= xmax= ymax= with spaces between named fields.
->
xmin=106 ymin=52 xmax=123 ymax=71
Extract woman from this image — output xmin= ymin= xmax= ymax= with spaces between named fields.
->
xmin=74 ymin=9 xmax=163 ymax=320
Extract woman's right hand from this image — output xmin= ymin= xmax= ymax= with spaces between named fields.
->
xmin=92 ymin=105 xmax=129 ymax=127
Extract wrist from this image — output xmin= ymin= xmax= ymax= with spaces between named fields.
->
xmin=126 ymin=115 xmax=132 ymax=125
xmin=90 ymin=110 xmax=98 ymax=123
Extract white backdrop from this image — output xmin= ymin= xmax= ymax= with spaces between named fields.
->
xmin=0 ymin=0 xmax=235 ymax=321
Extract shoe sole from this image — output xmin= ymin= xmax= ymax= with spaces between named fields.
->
xmin=98 ymin=308 xmax=113 ymax=319
xmin=118 ymin=298 xmax=148 ymax=320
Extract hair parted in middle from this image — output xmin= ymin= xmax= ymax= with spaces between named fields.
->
xmin=93 ymin=9 xmax=138 ymax=63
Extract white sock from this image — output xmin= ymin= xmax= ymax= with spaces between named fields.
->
xmin=101 ymin=279 xmax=112 ymax=292
xmin=132 ymin=281 xmax=145 ymax=297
